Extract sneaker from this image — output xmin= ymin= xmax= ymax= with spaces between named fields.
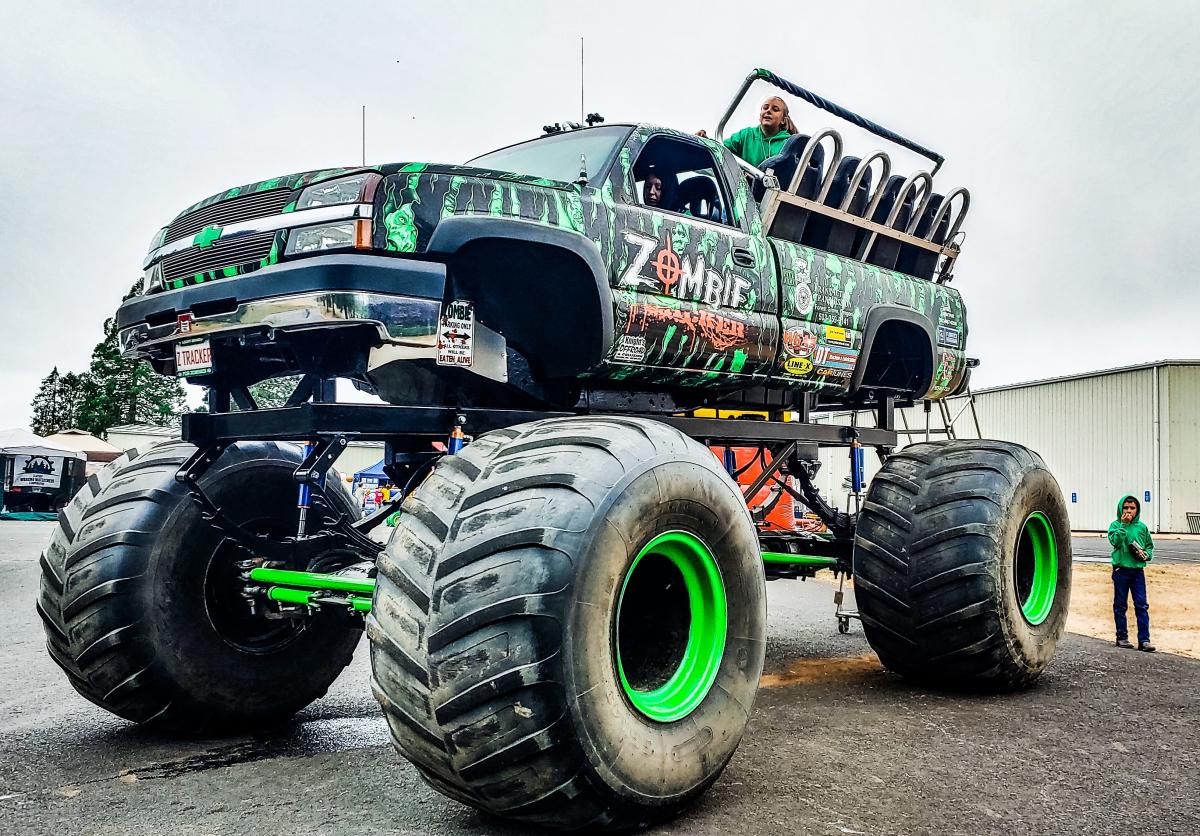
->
xmin=1115 ymin=638 xmax=1134 ymax=649
xmin=1138 ymin=642 xmax=1157 ymax=653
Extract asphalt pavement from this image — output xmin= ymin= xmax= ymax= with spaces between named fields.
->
xmin=1071 ymin=533 xmax=1200 ymax=564
xmin=2 ymin=521 xmax=1197 ymax=836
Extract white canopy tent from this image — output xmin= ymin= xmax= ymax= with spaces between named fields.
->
xmin=0 ymin=428 xmax=86 ymax=460
xmin=1 ymin=428 xmax=87 ymax=513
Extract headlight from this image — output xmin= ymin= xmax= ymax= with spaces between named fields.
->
xmin=147 ymin=226 xmax=168 ymax=254
xmin=285 ymin=222 xmax=357 ymax=255
xmin=143 ymin=262 xmax=164 ymax=293
xmin=296 ymin=173 xmax=375 ymax=210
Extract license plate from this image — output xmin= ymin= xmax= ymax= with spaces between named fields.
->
xmin=175 ymin=338 xmax=213 ymax=377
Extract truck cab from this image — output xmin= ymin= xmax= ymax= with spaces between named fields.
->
xmin=117 ymin=81 xmax=971 ymax=417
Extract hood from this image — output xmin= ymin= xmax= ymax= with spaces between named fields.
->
xmin=170 ymin=160 xmax=574 ymax=225
xmin=375 ymin=161 xmax=573 ymax=190
xmin=1115 ymin=494 xmax=1141 ymax=523
xmin=170 ymin=167 xmax=364 ymax=223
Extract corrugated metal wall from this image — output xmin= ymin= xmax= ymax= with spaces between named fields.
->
xmin=971 ymin=369 xmax=1156 ymax=530
xmin=1164 ymin=365 xmax=1200 ymax=532
xmin=815 ymin=363 xmax=1197 ymax=532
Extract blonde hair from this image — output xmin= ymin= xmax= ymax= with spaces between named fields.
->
xmin=765 ymin=96 xmax=799 ymax=134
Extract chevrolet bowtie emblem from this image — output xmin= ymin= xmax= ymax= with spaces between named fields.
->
xmin=193 ymin=225 xmax=223 ymax=249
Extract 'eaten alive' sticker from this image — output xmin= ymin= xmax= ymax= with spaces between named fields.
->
xmin=437 ymin=300 xmax=474 ymax=367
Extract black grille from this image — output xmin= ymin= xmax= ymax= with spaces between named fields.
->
xmin=162 ymin=232 xmax=276 ymax=282
xmin=165 ymin=189 xmax=292 ymax=242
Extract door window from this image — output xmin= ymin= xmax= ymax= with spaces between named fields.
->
xmin=633 ymin=136 xmax=736 ymax=228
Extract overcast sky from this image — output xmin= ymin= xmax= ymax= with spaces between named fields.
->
xmin=2 ymin=1 xmax=1197 ymax=430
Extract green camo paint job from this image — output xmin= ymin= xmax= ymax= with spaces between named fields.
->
xmin=616 ymin=531 xmax=727 ymax=724
xmin=1017 ymin=511 xmax=1058 ymax=626
xmin=144 ymin=122 xmax=968 ymax=398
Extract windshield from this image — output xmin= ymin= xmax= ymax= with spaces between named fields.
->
xmin=468 ymin=126 xmax=630 ymax=185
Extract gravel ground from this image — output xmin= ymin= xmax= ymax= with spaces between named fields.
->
xmin=2 ymin=520 xmax=1197 ymax=836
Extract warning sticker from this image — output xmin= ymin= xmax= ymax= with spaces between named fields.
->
xmin=437 ymin=300 xmax=474 ymax=367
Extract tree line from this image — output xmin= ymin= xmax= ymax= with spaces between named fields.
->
xmin=30 ymin=279 xmax=303 ymax=438
xmin=29 ymin=279 xmax=186 ymax=437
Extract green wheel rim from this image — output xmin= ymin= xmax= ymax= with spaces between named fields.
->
xmin=1016 ymin=511 xmax=1058 ymax=626
xmin=615 ymin=531 xmax=728 ymax=723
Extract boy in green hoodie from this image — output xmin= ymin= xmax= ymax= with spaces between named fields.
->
xmin=1107 ymin=494 xmax=1155 ymax=652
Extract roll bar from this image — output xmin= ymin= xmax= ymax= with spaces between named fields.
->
xmin=715 ymin=68 xmax=946 ymax=175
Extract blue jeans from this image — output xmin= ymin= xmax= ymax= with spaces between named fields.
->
xmin=1112 ymin=567 xmax=1150 ymax=644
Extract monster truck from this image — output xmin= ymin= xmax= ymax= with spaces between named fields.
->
xmin=38 ymin=69 xmax=1070 ymax=831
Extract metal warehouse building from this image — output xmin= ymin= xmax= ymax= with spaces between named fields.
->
xmin=817 ymin=360 xmax=1200 ymax=533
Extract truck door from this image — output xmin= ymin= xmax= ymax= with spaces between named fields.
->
xmin=603 ymin=130 xmax=778 ymax=383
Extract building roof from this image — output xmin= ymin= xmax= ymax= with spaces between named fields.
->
xmin=43 ymin=429 xmax=122 ymax=456
xmin=106 ymin=423 xmax=181 ymax=438
xmin=974 ymin=359 xmax=1200 ymax=396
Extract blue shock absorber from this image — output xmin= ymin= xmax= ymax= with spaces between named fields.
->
xmin=447 ymin=424 xmax=466 ymax=455
xmin=850 ymin=440 xmax=865 ymax=495
xmin=723 ymin=446 xmax=737 ymax=475
xmin=297 ymin=441 xmax=314 ymax=536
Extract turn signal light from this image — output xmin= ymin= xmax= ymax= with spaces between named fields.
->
xmin=355 ymin=219 xmax=372 ymax=249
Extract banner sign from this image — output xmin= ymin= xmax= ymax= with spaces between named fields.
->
xmin=12 ymin=454 xmax=65 ymax=489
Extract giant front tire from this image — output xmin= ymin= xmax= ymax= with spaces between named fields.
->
xmin=36 ymin=440 xmax=362 ymax=734
xmin=368 ymin=417 xmax=767 ymax=831
xmin=853 ymin=440 xmax=1071 ymax=689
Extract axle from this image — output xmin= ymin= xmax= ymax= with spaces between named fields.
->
xmin=247 ymin=549 xmax=845 ymax=617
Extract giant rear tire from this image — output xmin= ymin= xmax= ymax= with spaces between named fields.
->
xmin=853 ymin=440 xmax=1071 ymax=689
xmin=36 ymin=440 xmax=363 ymax=734
xmin=368 ymin=416 xmax=766 ymax=831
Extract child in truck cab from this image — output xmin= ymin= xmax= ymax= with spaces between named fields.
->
xmin=698 ymin=96 xmax=797 ymax=168
xmin=640 ymin=169 xmax=677 ymax=210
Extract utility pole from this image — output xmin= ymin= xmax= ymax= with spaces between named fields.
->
xmin=580 ymin=37 xmax=585 ymax=123
xmin=362 ymin=105 xmax=366 ymax=166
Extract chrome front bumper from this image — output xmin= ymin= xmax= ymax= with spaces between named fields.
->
xmin=118 ymin=289 xmax=440 ymax=356
xmin=117 ymin=253 xmax=447 ymax=359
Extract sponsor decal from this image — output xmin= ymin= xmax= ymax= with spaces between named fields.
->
xmin=782 ymin=327 xmax=816 ymax=358
xmin=437 ymin=299 xmax=474 ymax=367
xmin=812 ymin=345 xmax=859 ymax=368
xmin=627 ymin=303 xmax=748 ymax=351
xmin=930 ymin=350 xmax=960 ymax=394
xmin=12 ymin=455 xmax=64 ymax=489
xmin=937 ymin=296 xmax=958 ymax=326
xmin=816 ymin=366 xmax=852 ymax=380
xmin=177 ymin=313 xmax=194 ymax=334
xmin=783 ymin=356 xmax=813 ymax=376
xmin=613 ymin=334 xmax=647 ymax=363
xmin=824 ymin=326 xmax=851 ymax=347
xmin=793 ymin=282 xmax=814 ymax=317
xmin=937 ymin=325 xmax=960 ymax=348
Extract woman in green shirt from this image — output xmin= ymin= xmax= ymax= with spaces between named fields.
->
xmin=700 ymin=96 xmax=798 ymax=168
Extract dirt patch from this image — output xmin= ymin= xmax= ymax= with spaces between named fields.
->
xmin=1067 ymin=562 xmax=1200 ymax=659
xmin=760 ymin=653 xmax=882 ymax=687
